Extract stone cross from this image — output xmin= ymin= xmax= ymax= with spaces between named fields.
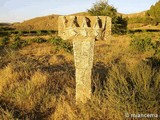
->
xmin=58 ymin=16 xmax=111 ymax=103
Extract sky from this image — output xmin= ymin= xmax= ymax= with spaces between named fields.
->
xmin=0 ymin=0 xmax=159 ymax=23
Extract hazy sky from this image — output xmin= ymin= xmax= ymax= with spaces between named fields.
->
xmin=0 ymin=0 xmax=158 ymax=23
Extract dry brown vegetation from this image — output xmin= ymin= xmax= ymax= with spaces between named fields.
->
xmin=1 ymin=1 xmax=160 ymax=119
xmin=13 ymin=14 xmax=59 ymax=31
xmin=122 ymin=11 xmax=146 ymax=18
xmin=0 ymin=32 xmax=160 ymax=119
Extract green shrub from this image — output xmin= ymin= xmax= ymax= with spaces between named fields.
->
xmin=154 ymin=38 xmax=160 ymax=57
xmin=130 ymin=36 xmax=154 ymax=52
xmin=13 ymin=35 xmax=21 ymax=41
xmin=47 ymin=30 xmax=53 ymax=36
xmin=31 ymin=37 xmax=47 ymax=43
xmin=0 ymin=36 xmax=10 ymax=45
xmin=10 ymin=41 xmax=28 ymax=49
xmin=22 ymin=30 xmax=29 ymax=34
xmin=36 ymin=30 xmax=42 ymax=36
xmin=112 ymin=16 xmax=128 ymax=34
xmin=49 ymin=37 xmax=73 ymax=53
xmin=10 ymin=36 xmax=28 ymax=49
xmin=10 ymin=41 xmax=21 ymax=49
xmin=0 ymin=31 xmax=10 ymax=37
xmin=18 ymin=31 xmax=23 ymax=36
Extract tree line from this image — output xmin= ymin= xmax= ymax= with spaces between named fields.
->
xmin=87 ymin=0 xmax=160 ymax=34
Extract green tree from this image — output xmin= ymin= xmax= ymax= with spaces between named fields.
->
xmin=146 ymin=0 xmax=160 ymax=25
xmin=88 ymin=0 xmax=127 ymax=34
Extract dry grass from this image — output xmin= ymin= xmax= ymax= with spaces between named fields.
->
xmin=0 ymin=33 xmax=160 ymax=119
xmin=128 ymin=23 xmax=160 ymax=30
xmin=122 ymin=11 xmax=146 ymax=18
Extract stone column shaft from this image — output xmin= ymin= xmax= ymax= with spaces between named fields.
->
xmin=76 ymin=68 xmax=92 ymax=103
xmin=73 ymin=37 xmax=94 ymax=103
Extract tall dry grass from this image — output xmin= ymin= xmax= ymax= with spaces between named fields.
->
xmin=0 ymin=33 xmax=160 ymax=119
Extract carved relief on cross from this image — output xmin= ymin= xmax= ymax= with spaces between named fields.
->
xmin=58 ymin=16 xmax=111 ymax=40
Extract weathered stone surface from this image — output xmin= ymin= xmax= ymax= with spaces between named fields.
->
xmin=58 ymin=16 xmax=111 ymax=103
xmin=75 ymin=68 xmax=92 ymax=103
xmin=73 ymin=38 xmax=95 ymax=103
xmin=104 ymin=17 xmax=112 ymax=40
xmin=73 ymin=38 xmax=94 ymax=69
xmin=58 ymin=16 xmax=111 ymax=40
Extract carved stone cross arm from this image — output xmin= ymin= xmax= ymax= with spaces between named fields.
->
xmin=58 ymin=16 xmax=111 ymax=40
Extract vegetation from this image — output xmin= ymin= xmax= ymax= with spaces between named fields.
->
xmin=49 ymin=37 xmax=73 ymax=53
xmin=12 ymin=15 xmax=59 ymax=31
xmin=0 ymin=36 xmax=10 ymax=46
xmin=0 ymin=32 xmax=160 ymax=119
xmin=0 ymin=1 xmax=160 ymax=119
xmin=30 ymin=37 xmax=47 ymax=43
xmin=0 ymin=34 xmax=72 ymax=53
xmin=130 ymin=34 xmax=160 ymax=61
xmin=88 ymin=0 xmax=128 ymax=34
xmin=146 ymin=0 xmax=160 ymax=25
xmin=106 ymin=62 xmax=160 ymax=119
xmin=9 ymin=35 xmax=28 ymax=49
xmin=0 ymin=24 xmax=57 ymax=37
xmin=128 ymin=17 xmax=146 ymax=24
xmin=130 ymin=35 xmax=154 ymax=52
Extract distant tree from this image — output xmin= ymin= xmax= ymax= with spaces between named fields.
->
xmin=88 ymin=0 xmax=128 ymax=34
xmin=146 ymin=0 xmax=160 ymax=25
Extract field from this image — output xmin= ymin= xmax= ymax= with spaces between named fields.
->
xmin=0 ymin=28 xmax=160 ymax=119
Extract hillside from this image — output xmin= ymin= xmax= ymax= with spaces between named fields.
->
xmin=0 ymin=23 xmax=11 ymax=26
xmin=122 ymin=11 xmax=146 ymax=18
xmin=11 ymin=10 xmax=160 ymax=31
xmin=13 ymin=14 xmax=59 ymax=31
xmin=69 ymin=12 xmax=90 ymax=16
xmin=12 ymin=12 xmax=91 ymax=31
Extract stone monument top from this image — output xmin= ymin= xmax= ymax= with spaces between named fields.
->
xmin=58 ymin=16 xmax=111 ymax=40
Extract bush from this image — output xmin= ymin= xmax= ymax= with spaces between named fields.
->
xmin=10 ymin=36 xmax=28 ymax=49
xmin=13 ymin=35 xmax=21 ymax=41
xmin=36 ymin=30 xmax=42 ymax=36
xmin=18 ymin=31 xmax=23 ymax=36
xmin=0 ymin=31 xmax=10 ymax=37
xmin=130 ymin=36 xmax=154 ymax=52
xmin=47 ymin=30 xmax=53 ymax=36
xmin=154 ymin=38 xmax=160 ymax=58
xmin=10 ymin=40 xmax=28 ymax=49
xmin=49 ymin=37 xmax=73 ymax=53
xmin=112 ymin=16 xmax=128 ymax=34
xmin=0 ymin=36 xmax=10 ymax=46
xmin=31 ymin=37 xmax=47 ymax=43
